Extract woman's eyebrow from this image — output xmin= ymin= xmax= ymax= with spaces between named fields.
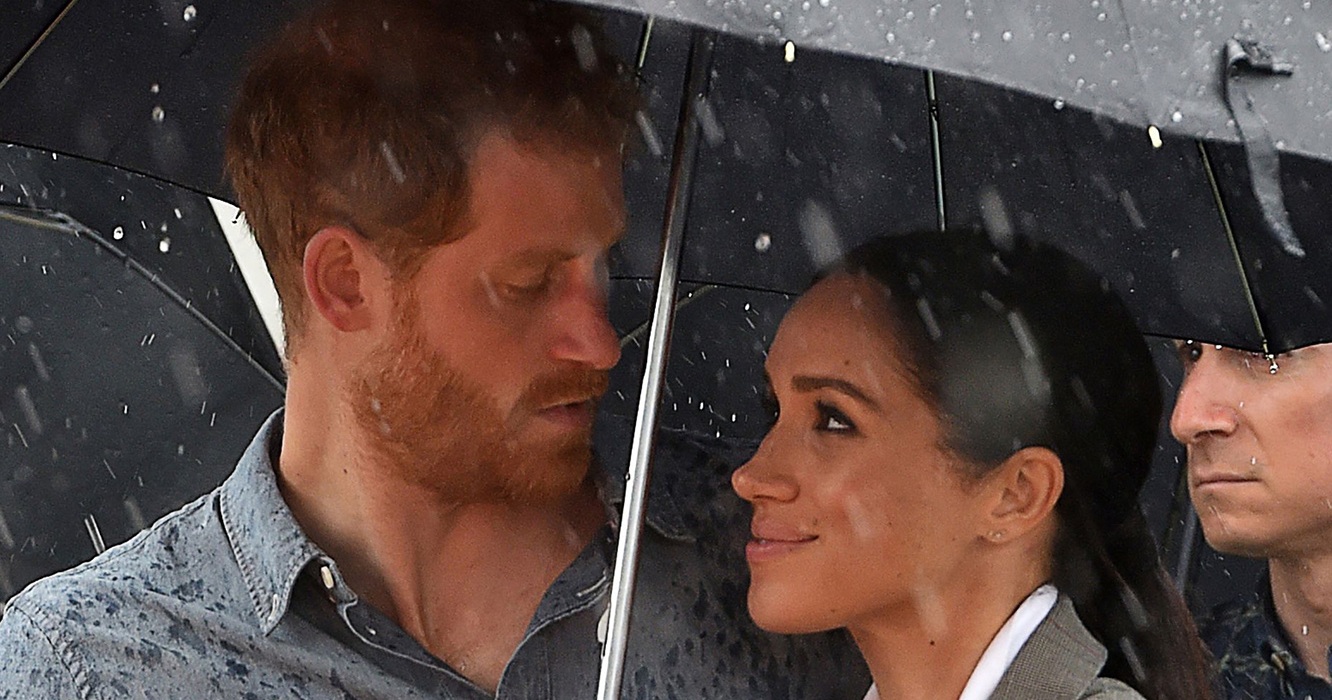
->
xmin=790 ymin=375 xmax=882 ymax=412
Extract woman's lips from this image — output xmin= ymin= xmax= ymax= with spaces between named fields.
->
xmin=746 ymin=521 xmax=818 ymax=563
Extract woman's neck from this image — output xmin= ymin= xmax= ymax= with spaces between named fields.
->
xmin=850 ymin=570 xmax=1047 ymax=700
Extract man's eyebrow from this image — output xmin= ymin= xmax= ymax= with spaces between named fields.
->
xmin=501 ymin=248 xmax=578 ymax=268
xmin=790 ymin=375 xmax=882 ymax=412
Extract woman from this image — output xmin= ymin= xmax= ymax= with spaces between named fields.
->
xmin=732 ymin=229 xmax=1214 ymax=700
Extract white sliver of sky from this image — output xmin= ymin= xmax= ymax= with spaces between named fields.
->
xmin=207 ymin=198 xmax=286 ymax=358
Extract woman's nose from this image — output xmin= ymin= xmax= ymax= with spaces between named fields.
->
xmin=731 ymin=440 xmax=800 ymax=504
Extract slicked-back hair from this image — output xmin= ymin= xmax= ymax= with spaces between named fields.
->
xmin=225 ymin=0 xmax=638 ymax=352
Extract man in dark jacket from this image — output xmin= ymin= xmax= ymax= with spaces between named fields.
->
xmin=1172 ymin=340 xmax=1332 ymax=699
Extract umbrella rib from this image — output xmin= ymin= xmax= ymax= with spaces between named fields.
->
xmin=926 ymin=70 xmax=946 ymax=231
xmin=633 ymin=15 xmax=655 ymax=78
xmin=0 ymin=205 xmax=285 ymax=393
xmin=1196 ymin=141 xmax=1271 ymax=355
xmin=0 ymin=0 xmax=83 ymax=93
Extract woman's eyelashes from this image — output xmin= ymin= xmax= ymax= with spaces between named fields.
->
xmin=814 ymin=401 xmax=857 ymax=434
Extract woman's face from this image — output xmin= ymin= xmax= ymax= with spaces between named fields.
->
xmin=732 ymin=274 xmax=991 ymax=635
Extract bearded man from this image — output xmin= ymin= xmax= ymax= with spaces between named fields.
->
xmin=0 ymin=1 xmax=867 ymax=697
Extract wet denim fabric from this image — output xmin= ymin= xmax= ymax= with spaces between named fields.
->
xmin=0 ymin=411 xmax=868 ymax=699
xmin=1201 ymin=574 xmax=1332 ymax=700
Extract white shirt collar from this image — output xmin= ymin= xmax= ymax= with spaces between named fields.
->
xmin=862 ymin=584 xmax=1059 ymax=700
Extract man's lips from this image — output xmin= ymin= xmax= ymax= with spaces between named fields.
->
xmin=536 ymin=399 xmax=596 ymax=427
xmin=1191 ymin=472 xmax=1261 ymax=489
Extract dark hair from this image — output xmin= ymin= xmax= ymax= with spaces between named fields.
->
xmin=831 ymin=228 xmax=1213 ymax=700
xmin=225 ymin=0 xmax=638 ymax=350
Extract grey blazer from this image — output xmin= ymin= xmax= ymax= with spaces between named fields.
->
xmin=989 ymin=594 xmax=1145 ymax=700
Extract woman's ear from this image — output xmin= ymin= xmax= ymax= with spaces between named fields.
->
xmin=981 ymin=446 xmax=1064 ymax=543
xmin=302 ymin=226 xmax=385 ymax=334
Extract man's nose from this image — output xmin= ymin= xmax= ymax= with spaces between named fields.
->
xmin=1170 ymin=360 xmax=1240 ymax=445
xmin=731 ymin=439 xmax=800 ymax=504
xmin=548 ymin=273 xmax=620 ymax=371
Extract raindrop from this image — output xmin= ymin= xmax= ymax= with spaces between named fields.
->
xmin=1317 ymin=32 xmax=1332 ymax=53
xmin=634 ymin=111 xmax=664 ymax=158
xmin=1171 ymin=110 xmax=1183 ymax=123
xmin=754 ymin=233 xmax=772 ymax=252
xmin=1053 ymin=98 xmax=1066 ymax=110
xmin=694 ymin=97 xmax=725 ymax=147
xmin=970 ymin=30 xmax=981 ymax=43
xmin=1147 ymin=125 xmax=1163 ymax=148
xmin=1097 ymin=12 xmax=1107 ymax=21
xmin=112 ymin=226 xmax=124 ymax=240
xmin=27 ymin=343 xmax=50 ymax=382
xmin=570 ymin=25 xmax=598 ymax=72
xmin=1001 ymin=30 xmax=1013 ymax=42
xmin=784 ymin=41 xmax=796 ymax=63
xmin=84 ymin=514 xmax=106 ymax=555
xmin=1170 ymin=248 xmax=1181 ymax=260
xmin=798 ymin=200 xmax=842 ymax=269
xmin=149 ymin=83 xmax=160 ymax=94
xmin=886 ymin=31 xmax=896 ymax=44
xmin=1061 ymin=31 xmax=1071 ymax=42
xmin=916 ymin=299 xmax=942 ymax=341
xmin=1067 ymin=53 xmax=1077 ymax=64
xmin=151 ymin=106 xmax=165 ymax=124
xmin=819 ymin=0 xmax=829 ymax=6
xmin=379 ymin=141 xmax=406 ymax=184
xmin=182 ymin=5 xmax=196 ymax=22
xmin=173 ymin=208 xmax=183 ymax=220
xmin=978 ymin=186 xmax=1014 ymax=250
xmin=14 ymin=385 xmax=42 ymax=436
xmin=1119 ymin=191 xmax=1146 ymax=230
xmin=158 ymin=237 xmax=171 ymax=254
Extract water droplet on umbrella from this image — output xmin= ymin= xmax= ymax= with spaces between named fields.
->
xmin=1067 ymin=53 xmax=1077 ymax=64
xmin=151 ymin=106 xmax=165 ymax=123
xmin=149 ymin=83 xmax=160 ymax=94
xmin=1061 ymin=32 xmax=1071 ymax=42
xmin=1171 ymin=110 xmax=1183 ymax=123
xmin=784 ymin=41 xmax=796 ymax=63
xmin=1053 ymin=98 xmax=1066 ymax=110
xmin=1001 ymin=30 xmax=1013 ymax=42
xmin=1317 ymin=32 xmax=1332 ymax=52
xmin=158 ymin=237 xmax=171 ymax=253
xmin=112 ymin=226 xmax=124 ymax=240
xmin=819 ymin=0 xmax=829 ymax=6
xmin=886 ymin=31 xmax=896 ymax=44
xmin=754 ymin=233 xmax=772 ymax=252
xmin=1147 ymin=125 xmax=1163 ymax=148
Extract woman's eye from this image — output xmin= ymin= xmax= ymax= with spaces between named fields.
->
xmin=815 ymin=402 xmax=856 ymax=433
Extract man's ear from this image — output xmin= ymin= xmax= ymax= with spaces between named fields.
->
xmin=981 ymin=446 xmax=1064 ymax=543
xmin=302 ymin=226 xmax=384 ymax=334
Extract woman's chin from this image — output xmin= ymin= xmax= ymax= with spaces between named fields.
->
xmin=747 ymin=587 xmax=839 ymax=635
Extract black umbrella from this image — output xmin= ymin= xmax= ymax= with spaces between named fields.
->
xmin=0 ymin=201 xmax=283 ymax=600
xmin=2 ymin=1 xmax=1324 ymax=694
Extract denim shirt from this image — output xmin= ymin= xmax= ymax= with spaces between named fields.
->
xmin=0 ymin=411 xmax=868 ymax=699
xmin=1202 ymin=573 xmax=1332 ymax=700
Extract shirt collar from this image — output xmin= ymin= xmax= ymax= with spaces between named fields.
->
xmin=219 ymin=410 xmax=719 ymax=633
xmin=218 ymin=410 xmax=324 ymax=635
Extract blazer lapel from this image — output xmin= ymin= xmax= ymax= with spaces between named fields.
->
xmin=988 ymin=595 xmax=1108 ymax=700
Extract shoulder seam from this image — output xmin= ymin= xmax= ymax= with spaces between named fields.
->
xmin=3 ymin=603 xmax=91 ymax=699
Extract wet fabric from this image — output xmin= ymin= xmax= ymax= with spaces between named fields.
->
xmin=0 ymin=411 xmax=869 ymax=699
xmin=1201 ymin=574 xmax=1332 ymax=699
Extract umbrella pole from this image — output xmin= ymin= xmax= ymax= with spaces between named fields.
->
xmin=926 ymin=70 xmax=946 ymax=231
xmin=595 ymin=28 xmax=715 ymax=700
xmin=0 ymin=0 xmax=82 ymax=91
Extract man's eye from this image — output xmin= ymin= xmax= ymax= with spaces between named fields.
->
xmin=504 ymin=272 xmax=552 ymax=297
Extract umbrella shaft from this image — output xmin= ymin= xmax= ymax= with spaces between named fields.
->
xmin=595 ymin=28 xmax=716 ymax=700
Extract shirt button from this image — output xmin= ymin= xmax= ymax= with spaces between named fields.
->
xmin=319 ymin=565 xmax=336 ymax=591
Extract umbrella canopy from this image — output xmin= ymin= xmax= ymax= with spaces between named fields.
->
xmin=576 ymin=0 xmax=1332 ymax=162
xmin=0 ymin=1 xmax=1317 ymax=694
xmin=0 ymin=203 xmax=283 ymax=600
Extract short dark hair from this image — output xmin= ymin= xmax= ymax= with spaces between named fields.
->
xmin=832 ymin=228 xmax=1214 ymax=700
xmin=225 ymin=0 xmax=638 ymax=349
